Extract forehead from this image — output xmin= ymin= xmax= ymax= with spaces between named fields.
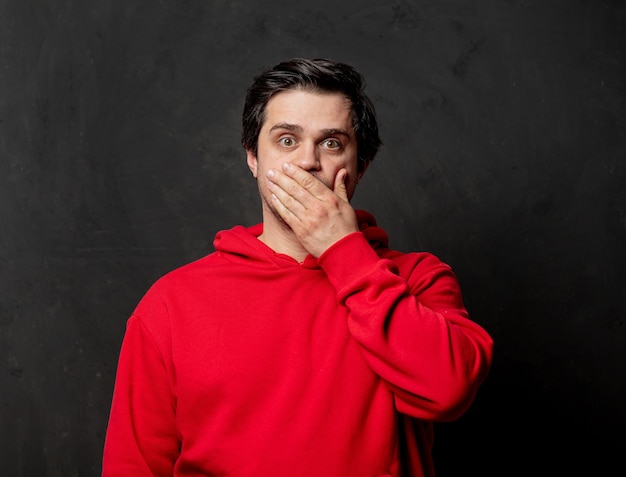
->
xmin=263 ymin=90 xmax=353 ymax=130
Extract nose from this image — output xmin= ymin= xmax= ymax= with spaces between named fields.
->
xmin=294 ymin=142 xmax=320 ymax=171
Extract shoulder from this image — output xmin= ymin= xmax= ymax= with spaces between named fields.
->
xmin=133 ymin=252 xmax=221 ymax=313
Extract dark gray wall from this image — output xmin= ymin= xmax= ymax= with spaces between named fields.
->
xmin=1 ymin=0 xmax=624 ymax=475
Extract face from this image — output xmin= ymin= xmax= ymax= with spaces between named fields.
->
xmin=246 ymin=89 xmax=365 ymax=221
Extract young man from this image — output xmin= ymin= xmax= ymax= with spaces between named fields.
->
xmin=102 ymin=58 xmax=493 ymax=477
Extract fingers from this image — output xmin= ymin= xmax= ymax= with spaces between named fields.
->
xmin=333 ymin=169 xmax=349 ymax=202
xmin=267 ymin=170 xmax=303 ymax=222
xmin=266 ymin=163 xmax=359 ymax=257
xmin=267 ymin=164 xmax=332 ymax=212
xmin=269 ymin=163 xmax=348 ymax=200
xmin=266 ymin=168 xmax=304 ymax=213
xmin=266 ymin=162 xmax=353 ymax=222
xmin=275 ymin=163 xmax=329 ymax=198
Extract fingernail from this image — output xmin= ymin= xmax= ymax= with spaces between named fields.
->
xmin=267 ymin=169 xmax=275 ymax=178
xmin=282 ymin=163 xmax=291 ymax=171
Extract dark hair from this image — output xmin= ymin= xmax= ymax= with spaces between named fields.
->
xmin=241 ymin=58 xmax=382 ymax=171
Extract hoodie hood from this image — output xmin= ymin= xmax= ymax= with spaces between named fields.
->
xmin=213 ymin=210 xmax=389 ymax=267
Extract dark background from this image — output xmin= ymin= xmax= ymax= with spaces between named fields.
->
xmin=1 ymin=0 xmax=625 ymax=475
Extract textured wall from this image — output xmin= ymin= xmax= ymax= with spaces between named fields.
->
xmin=1 ymin=0 xmax=625 ymax=475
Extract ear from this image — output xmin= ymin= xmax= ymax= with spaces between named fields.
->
xmin=246 ymin=149 xmax=258 ymax=178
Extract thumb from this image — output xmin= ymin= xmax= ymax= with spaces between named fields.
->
xmin=333 ymin=168 xmax=349 ymax=201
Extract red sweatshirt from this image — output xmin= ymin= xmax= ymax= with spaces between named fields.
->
xmin=102 ymin=210 xmax=493 ymax=477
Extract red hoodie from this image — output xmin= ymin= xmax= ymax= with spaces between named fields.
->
xmin=102 ymin=210 xmax=493 ymax=477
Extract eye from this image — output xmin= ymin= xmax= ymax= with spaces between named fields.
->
xmin=279 ymin=137 xmax=296 ymax=147
xmin=323 ymin=139 xmax=341 ymax=149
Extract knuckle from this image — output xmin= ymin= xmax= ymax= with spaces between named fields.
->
xmin=300 ymin=175 xmax=316 ymax=189
xmin=283 ymin=195 xmax=296 ymax=208
xmin=286 ymin=183 xmax=300 ymax=196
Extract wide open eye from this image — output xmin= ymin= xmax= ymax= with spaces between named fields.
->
xmin=279 ymin=137 xmax=296 ymax=147
xmin=323 ymin=138 xmax=341 ymax=149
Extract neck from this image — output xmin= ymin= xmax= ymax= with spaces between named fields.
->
xmin=258 ymin=213 xmax=309 ymax=262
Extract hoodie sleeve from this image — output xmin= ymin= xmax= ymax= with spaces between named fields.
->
xmin=318 ymin=231 xmax=494 ymax=422
xmin=102 ymin=310 xmax=179 ymax=476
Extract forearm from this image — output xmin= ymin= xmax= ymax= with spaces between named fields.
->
xmin=319 ymin=232 xmax=494 ymax=421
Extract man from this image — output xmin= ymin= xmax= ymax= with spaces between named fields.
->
xmin=102 ymin=58 xmax=493 ymax=477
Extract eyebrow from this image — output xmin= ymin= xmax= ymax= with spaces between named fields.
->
xmin=269 ymin=122 xmax=302 ymax=133
xmin=269 ymin=122 xmax=351 ymax=137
